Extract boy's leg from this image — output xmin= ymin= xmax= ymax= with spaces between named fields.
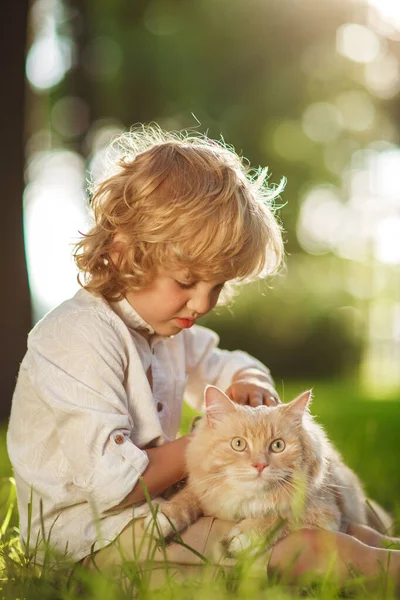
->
xmin=82 ymin=518 xmax=400 ymax=589
xmin=347 ymin=522 xmax=400 ymax=548
xmin=81 ymin=516 xmax=237 ymax=588
xmin=268 ymin=528 xmax=400 ymax=586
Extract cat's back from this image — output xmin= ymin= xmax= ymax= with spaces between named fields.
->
xmin=325 ymin=444 xmax=367 ymax=524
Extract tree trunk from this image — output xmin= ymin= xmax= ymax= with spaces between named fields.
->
xmin=0 ymin=0 xmax=32 ymax=423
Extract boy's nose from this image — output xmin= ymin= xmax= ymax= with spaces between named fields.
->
xmin=187 ymin=293 xmax=212 ymax=316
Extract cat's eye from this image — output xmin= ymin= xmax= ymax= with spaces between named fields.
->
xmin=270 ymin=439 xmax=285 ymax=453
xmin=231 ymin=437 xmax=247 ymax=452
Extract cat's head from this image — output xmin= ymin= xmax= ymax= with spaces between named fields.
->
xmin=186 ymin=386 xmax=327 ymax=498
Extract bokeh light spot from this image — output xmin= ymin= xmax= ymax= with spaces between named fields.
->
xmin=364 ymin=53 xmax=400 ymax=99
xmin=336 ymin=23 xmax=381 ymax=64
xmin=26 ymin=34 xmax=72 ymax=90
xmin=297 ymin=187 xmax=346 ymax=254
xmin=302 ymin=103 xmax=342 ymax=144
xmin=335 ymin=90 xmax=375 ymax=132
xmin=271 ymin=120 xmax=315 ymax=162
xmin=144 ymin=0 xmax=182 ymax=35
xmin=374 ymin=217 xmax=400 ymax=264
xmin=51 ymin=96 xmax=90 ymax=139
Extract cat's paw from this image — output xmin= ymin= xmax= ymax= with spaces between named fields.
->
xmin=133 ymin=496 xmax=164 ymax=518
xmin=143 ymin=510 xmax=176 ymax=540
xmin=226 ymin=526 xmax=254 ymax=555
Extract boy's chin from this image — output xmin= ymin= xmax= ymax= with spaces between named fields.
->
xmin=154 ymin=321 xmax=182 ymax=337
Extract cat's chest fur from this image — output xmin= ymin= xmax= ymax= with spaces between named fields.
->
xmin=195 ymin=479 xmax=281 ymax=520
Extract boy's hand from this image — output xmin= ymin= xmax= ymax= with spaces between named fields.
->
xmin=225 ymin=368 xmax=280 ymax=407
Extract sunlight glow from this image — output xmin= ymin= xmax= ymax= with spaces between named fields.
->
xmin=365 ymin=52 xmax=400 ymax=98
xmin=24 ymin=150 xmax=89 ymax=320
xmin=374 ymin=217 xmax=400 ymax=264
xmin=367 ymin=0 xmax=400 ymax=31
xmin=297 ymin=149 xmax=400 ymax=266
xmin=297 ymin=187 xmax=346 ymax=254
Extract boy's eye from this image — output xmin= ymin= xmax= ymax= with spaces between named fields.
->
xmin=175 ymin=280 xmax=196 ymax=290
xmin=175 ymin=280 xmax=225 ymax=291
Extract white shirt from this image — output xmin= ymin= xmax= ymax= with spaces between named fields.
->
xmin=7 ymin=288 xmax=270 ymax=563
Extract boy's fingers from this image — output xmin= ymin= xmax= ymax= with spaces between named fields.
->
xmin=234 ymin=391 xmax=249 ymax=405
xmin=226 ymin=383 xmax=280 ymax=407
xmin=249 ymin=392 xmax=263 ymax=407
xmin=263 ymin=392 xmax=278 ymax=406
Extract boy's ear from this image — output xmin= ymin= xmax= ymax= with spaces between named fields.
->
xmin=283 ymin=390 xmax=312 ymax=424
xmin=204 ymin=385 xmax=237 ymax=427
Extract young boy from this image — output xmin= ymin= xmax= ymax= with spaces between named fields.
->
xmin=7 ymin=126 xmax=400 ymax=588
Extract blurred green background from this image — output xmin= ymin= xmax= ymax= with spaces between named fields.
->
xmin=1 ymin=0 xmax=400 ymax=521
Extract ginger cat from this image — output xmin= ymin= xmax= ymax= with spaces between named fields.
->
xmin=145 ymin=386 xmax=368 ymax=553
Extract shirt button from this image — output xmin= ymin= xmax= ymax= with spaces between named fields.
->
xmin=157 ymin=402 xmax=163 ymax=413
xmin=114 ymin=433 xmax=125 ymax=445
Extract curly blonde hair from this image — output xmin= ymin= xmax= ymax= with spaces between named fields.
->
xmin=74 ymin=124 xmax=285 ymax=300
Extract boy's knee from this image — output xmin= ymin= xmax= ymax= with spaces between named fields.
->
xmin=268 ymin=528 xmax=337 ymax=580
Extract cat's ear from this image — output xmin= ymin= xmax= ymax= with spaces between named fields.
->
xmin=204 ymin=385 xmax=237 ymax=427
xmin=284 ymin=390 xmax=312 ymax=423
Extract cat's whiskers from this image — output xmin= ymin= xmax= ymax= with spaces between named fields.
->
xmin=275 ymin=474 xmax=308 ymax=502
xmin=278 ymin=478 xmax=301 ymax=498
xmin=232 ymin=468 xmax=263 ymax=480
xmin=275 ymin=479 xmax=293 ymax=501
xmin=186 ymin=472 xmax=227 ymax=491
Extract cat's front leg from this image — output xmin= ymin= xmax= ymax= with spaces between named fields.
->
xmin=227 ymin=515 xmax=290 ymax=556
xmin=144 ymin=486 xmax=203 ymax=540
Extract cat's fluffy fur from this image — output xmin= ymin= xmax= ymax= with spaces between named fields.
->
xmin=145 ymin=386 xmax=368 ymax=553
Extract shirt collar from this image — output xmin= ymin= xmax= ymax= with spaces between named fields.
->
xmin=110 ymin=297 xmax=156 ymax=336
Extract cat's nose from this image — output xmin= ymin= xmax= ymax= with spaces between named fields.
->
xmin=252 ymin=462 xmax=268 ymax=473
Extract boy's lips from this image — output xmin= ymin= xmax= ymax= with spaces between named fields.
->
xmin=176 ymin=318 xmax=196 ymax=329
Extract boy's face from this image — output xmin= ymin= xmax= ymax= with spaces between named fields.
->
xmin=125 ymin=267 xmax=225 ymax=337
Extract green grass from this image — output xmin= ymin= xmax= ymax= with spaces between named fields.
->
xmin=1 ymin=379 xmax=400 ymax=599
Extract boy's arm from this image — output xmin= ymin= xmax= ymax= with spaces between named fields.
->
xmin=111 ymin=435 xmax=192 ymax=509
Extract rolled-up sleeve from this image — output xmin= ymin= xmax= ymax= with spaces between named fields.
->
xmin=183 ymin=325 xmax=272 ymax=411
xmin=27 ymin=310 xmax=149 ymax=513
xmin=72 ymin=426 xmax=149 ymax=513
